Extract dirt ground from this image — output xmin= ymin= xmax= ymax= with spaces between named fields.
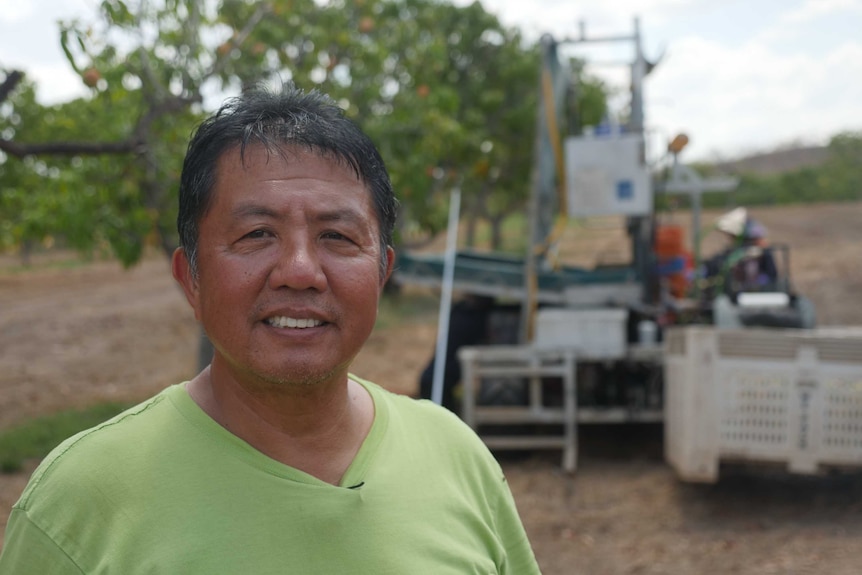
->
xmin=0 ymin=201 xmax=861 ymax=573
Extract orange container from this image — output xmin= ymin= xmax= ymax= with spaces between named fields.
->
xmin=655 ymin=224 xmax=685 ymax=259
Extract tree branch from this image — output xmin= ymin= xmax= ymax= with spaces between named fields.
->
xmin=0 ymin=69 xmax=144 ymax=159
xmin=0 ymin=2 xmax=261 ymax=162
xmin=0 ymin=82 xmax=199 ymax=160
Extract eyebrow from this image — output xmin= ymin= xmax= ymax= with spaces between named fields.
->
xmin=231 ymin=203 xmax=369 ymax=228
xmin=231 ymin=204 xmax=280 ymax=220
xmin=316 ymin=209 xmax=367 ymax=227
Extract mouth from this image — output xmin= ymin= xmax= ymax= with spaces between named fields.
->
xmin=265 ymin=316 xmax=325 ymax=329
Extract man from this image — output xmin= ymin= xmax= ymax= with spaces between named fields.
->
xmin=702 ymin=207 xmax=778 ymax=295
xmin=0 ymin=86 xmax=541 ymax=574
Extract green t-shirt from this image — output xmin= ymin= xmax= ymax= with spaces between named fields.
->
xmin=0 ymin=378 xmax=541 ymax=574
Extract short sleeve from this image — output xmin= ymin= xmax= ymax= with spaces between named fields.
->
xmin=492 ymin=476 xmax=542 ymax=574
xmin=0 ymin=508 xmax=84 ymax=575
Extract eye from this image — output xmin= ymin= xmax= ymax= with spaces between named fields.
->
xmin=321 ymin=231 xmax=350 ymax=241
xmin=244 ymin=229 xmax=272 ymax=240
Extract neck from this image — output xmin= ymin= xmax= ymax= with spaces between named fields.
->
xmin=187 ymin=362 xmax=374 ymax=485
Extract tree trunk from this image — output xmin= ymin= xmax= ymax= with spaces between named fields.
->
xmin=490 ymin=216 xmax=504 ymax=251
xmin=19 ymin=239 xmax=32 ymax=267
xmin=465 ymin=203 xmax=478 ymax=248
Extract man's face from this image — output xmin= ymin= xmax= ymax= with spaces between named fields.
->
xmin=174 ymin=144 xmax=394 ymax=389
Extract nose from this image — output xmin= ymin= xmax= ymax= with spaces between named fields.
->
xmin=268 ymin=236 xmax=327 ymax=292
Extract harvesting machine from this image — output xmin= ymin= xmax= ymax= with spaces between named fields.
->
xmin=394 ymin=19 xmax=862 ymax=482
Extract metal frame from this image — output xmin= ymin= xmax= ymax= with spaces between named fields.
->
xmin=458 ymin=344 xmax=664 ymax=473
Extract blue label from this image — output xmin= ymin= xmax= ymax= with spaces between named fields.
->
xmin=616 ymin=180 xmax=634 ymax=200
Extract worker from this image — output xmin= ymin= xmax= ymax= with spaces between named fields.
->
xmin=702 ymin=207 xmax=778 ymax=296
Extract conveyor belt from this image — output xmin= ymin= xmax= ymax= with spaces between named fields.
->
xmin=395 ymin=250 xmax=639 ymax=304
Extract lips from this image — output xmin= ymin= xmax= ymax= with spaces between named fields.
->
xmin=265 ymin=316 xmax=325 ymax=329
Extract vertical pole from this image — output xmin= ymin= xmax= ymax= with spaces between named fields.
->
xmin=671 ymin=156 xmax=704 ymax=289
xmin=563 ymin=350 xmax=577 ymax=473
xmin=460 ymin=349 xmax=477 ymax=427
xmin=630 ymin=16 xmax=645 ymax=134
xmin=521 ymin=184 xmax=539 ymax=345
xmin=691 ymin=180 xmax=703 ymax=274
xmin=628 ymin=17 xmax=652 ymax=300
xmin=521 ymin=35 xmax=558 ymax=344
xmin=431 ymin=184 xmax=462 ymax=406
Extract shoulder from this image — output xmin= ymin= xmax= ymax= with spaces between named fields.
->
xmin=15 ymin=385 xmax=182 ymax=511
xmin=361 ymin=377 xmax=472 ymax=430
xmin=357 ymin=376 xmax=501 ymax=470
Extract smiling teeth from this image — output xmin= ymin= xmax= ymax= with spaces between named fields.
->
xmin=267 ymin=316 xmax=323 ymax=329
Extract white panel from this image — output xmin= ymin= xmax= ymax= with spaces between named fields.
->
xmin=534 ymin=308 xmax=628 ymax=359
xmin=565 ymin=134 xmax=652 ymax=217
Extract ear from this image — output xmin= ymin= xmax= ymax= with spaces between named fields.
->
xmin=171 ymin=247 xmax=202 ymax=321
xmin=381 ymin=246 xmax=396 ymax=287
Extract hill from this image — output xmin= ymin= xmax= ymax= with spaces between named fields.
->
xmin=710 ymin=144 xmax=830 ymax=176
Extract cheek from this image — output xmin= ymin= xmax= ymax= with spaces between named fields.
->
xmin=199 ymin=263 xmax=262 ymax=310
xmin=330 ymin=261 xmax=383 ymax=295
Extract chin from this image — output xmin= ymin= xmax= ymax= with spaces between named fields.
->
xmin=253 ymin=363 xmax=347 ymax=389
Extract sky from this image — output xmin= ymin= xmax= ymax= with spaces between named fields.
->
xmin=1 ymin=0 xmax=861 ymax=161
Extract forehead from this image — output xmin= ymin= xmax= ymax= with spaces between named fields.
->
xmin=215 ymin=143 xmax=357 ymax=181
xmin=209 ymin=143 xmax=375 ymax=209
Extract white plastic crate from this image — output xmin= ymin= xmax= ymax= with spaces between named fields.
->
xmin=534 ymin=307 xmax=628 ymax=359
xmin=665 ymin=327 xmax=862 ymax=482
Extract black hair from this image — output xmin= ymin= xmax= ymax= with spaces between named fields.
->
xmin=177 ymin=83 xmax=397 ymax=277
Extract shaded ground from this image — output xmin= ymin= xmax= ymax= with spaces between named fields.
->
xmin=1 ymin=201 xmax=861 ymax=573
